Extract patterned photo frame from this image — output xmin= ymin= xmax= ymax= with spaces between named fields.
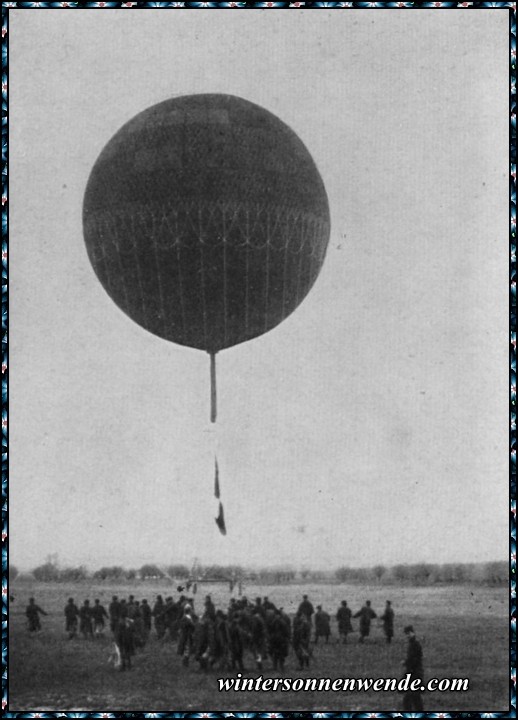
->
xmin=1 ymin=1 xmax=514 ymax=717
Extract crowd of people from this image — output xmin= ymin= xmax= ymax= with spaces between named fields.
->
xmin=24 ymin=592 xmax=423 ymax=709
xmin=25 ymin=588 xmax=423 ymax=711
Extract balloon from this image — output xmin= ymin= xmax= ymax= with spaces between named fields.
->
xmin=83 ymin=94 xmax=330 ymax=419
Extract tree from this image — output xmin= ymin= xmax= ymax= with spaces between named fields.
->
xmin=140 ymin=564 xmax=165 ymax=580
xmin=93 ymin=566 xmax=125 ymax=581
xmin=335 ymin=566 xmax=350 ymax=583
xmin=483 ymin=561 xmax=506 ymax=585
xmin=59 ymin=566 xmax=88 ymax=582
xmin=391 ymin=564 xmax=410 ymax=583
xmin=166 ymin=564 xmax=189 ymax=579
xmin=408 ymin=563 xmax=435 ymax=585
xmin=32 ymin=562 xmax=60 ymax=582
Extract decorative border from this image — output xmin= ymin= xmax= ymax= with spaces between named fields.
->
xmin=1 ymin=1 xmax=515 ymax=717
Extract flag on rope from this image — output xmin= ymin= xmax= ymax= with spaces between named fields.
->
xmin=215 ymin=501 xmax=226 ymax=535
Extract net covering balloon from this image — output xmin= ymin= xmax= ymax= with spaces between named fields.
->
xmin=83 ymin=94 xmax=330 ymax=353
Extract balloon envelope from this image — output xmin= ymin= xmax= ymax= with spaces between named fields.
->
xmin=83 ymin=94 xmax=330 ymax=353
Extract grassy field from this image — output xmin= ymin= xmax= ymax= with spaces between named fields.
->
xmin=9 ymin=581 xmax=509 ymax=712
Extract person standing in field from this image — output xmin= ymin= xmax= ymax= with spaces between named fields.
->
xmin=204 ymin=594 xmax=216 ymax=621
xmin=79 ymin=599 xmax=94 ymax=639
xmin=26 ymin=597 xmax=47 ymax=633
xmin=141 ymin=598 xmax=152 ymax=636
xmin=64 ymin=597 xmax=79 ymax=639
xmin=354 ymin=600 xmax=377 ymax=643
xmin=336 ymin=600 xmax=353 ymax=644
xmin=126 ymin=594 xmax=137 ymax=620
xmin=177 ymin=604 xmax=196 ymax=666
xmin=380 ymin=600 xmax=395 ymax=644
xmin=269 ymin=608 xmax=291 ymax=671
xmin=292 ymin=611 xmax=311 ymax=669
xmin=92 ymin=598 xmax=109 ymax=637
xmin=250 ymin=605 xmax=267 ymax=670
xmin=401 ymin=625 xmax=424 ymax=711
xmin=314 ymin=605 xmax=331 ymax=644
xmin=114 ymin=616 xmax=136 ymax=672
xmin=153 ymin=594 xmax=166 ymax=639
xmin=297 ymin=595 xmax=315 ymax=624
xmin=109 ymin=595 xmax=121 ymax=633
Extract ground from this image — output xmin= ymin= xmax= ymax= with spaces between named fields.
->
xmin=8 ymin=581 xmax=509 ymax=712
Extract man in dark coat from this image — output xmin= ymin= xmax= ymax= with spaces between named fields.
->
xmin=108 ymin=595 xmax=121 ymax=633
xmin=297 ymin=595 xmax=314 ymax=623
xmin=336 ymin=600 xmax=353 ymax=644
xmin=269 ymin=609 xmax=291 ymax=671
xmin=250 ymin=606 xmax=267 ymax=670
xmin=141 ymin=599 xmax=152 ymax=633
xmin=292 ymin=611 xmax=311 ymax=669
xmin=64 ymin=598 xmax=79 ymax=639
xmin=380 ymin=600 xmax=395 ymax=644
xmin=354 ymin=600 xmax=377 ymax=643
xmin=92 ymin=598 xmax=109 ymax=637
xmin=204 ymin=595 xmax=216 ymax=621
xmin=114 ymin=617 xmax=135 ymax=671
xmin=79 ymin=599 xmax=94 ymax=639
xmin=314 ymin=605 xmax=331 ymax=644
xmin=26 ymin=597 xmax=47 ymax=632
xmin=152 ymin=595 xmax=166 ymax=639
xmin=402 ymin=625 xmax=424 ymax=711
xmin=126 ymin=595 xmax=137 ymax=620
xmin=228 ymin=612 xmax=246 ymax=671
xmin=133 ymin=601 xmax=147 ymax=648
xmin=177 ymin=604 xmax=196 ymax=666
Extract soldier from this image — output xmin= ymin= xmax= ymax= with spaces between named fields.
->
xmin=336 ymin=600 xmax=353 ymax=644
xmin=250 ymin=606 xmax=267 ymax=670
xmin=380 ymin=600 xmax=395 ymax=644
xmin=64 ymin=597 xmax=79 ymax=639
xmin=79 ymin=599 xmax=94 ymax=639
xmin=26 ymin=597 xmax=47 ymax=633
xmin=297 ymin=595 xmax=315 ymax=623
xmin=228 ymin=611 xmax=245 ymax=671
xmin=354 ymin=600 xmax=377 ymax=643
xmin=204 ymin=594 xmax=216 ymax=621
xmin=314 ymin=605 xmax=331 ymax=644
xmin=227 ymin=597 xmax=238 ymax=619
xmin=292 ymin=611 xmax=311 ymax=669
xmin=153 ymin=594 xmax=166 ymax=639
xmin=269 ymin=608 xmax=291 ymax=671
xmin=195 ymin=607 xmax=215 ymax=670
xmin=163 ymin=596 xmax=181 ymax=641
xmin=108 ymin=595 xmax=121 ymax=633
xmin=114 ymin=617 xmax=135 ymax=672
xmin=177 ymin=604 xmax=196 ymax=666
xmin=212 ymin=609 xmax=230 ymax=669
xmin=126 ymin=594 xmax=137 ymax=620
xmin=92 ymin=598 xmax=108 ymax=637
xmin=141 ymin=599 xmax=152 ymax=634
xmin=119 ymin=598 xmax=128 ymax=619
xmin=402 ymin=625 xmax=424 ymax=711
xmin=133 ymin=601 xmax=147 ymax=648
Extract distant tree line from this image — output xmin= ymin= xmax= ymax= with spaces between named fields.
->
xmin=334 ymin=561 xmax=507 ymax=586
xmin=9 ymin=559 xmax=507 ymax=586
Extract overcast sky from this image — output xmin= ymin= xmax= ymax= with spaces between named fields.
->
xmin=9 ymin=8 xmax=508 ymax=572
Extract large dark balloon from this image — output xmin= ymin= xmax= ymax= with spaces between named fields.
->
xmin=83 ymin=94 xmax=330 ymax=354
